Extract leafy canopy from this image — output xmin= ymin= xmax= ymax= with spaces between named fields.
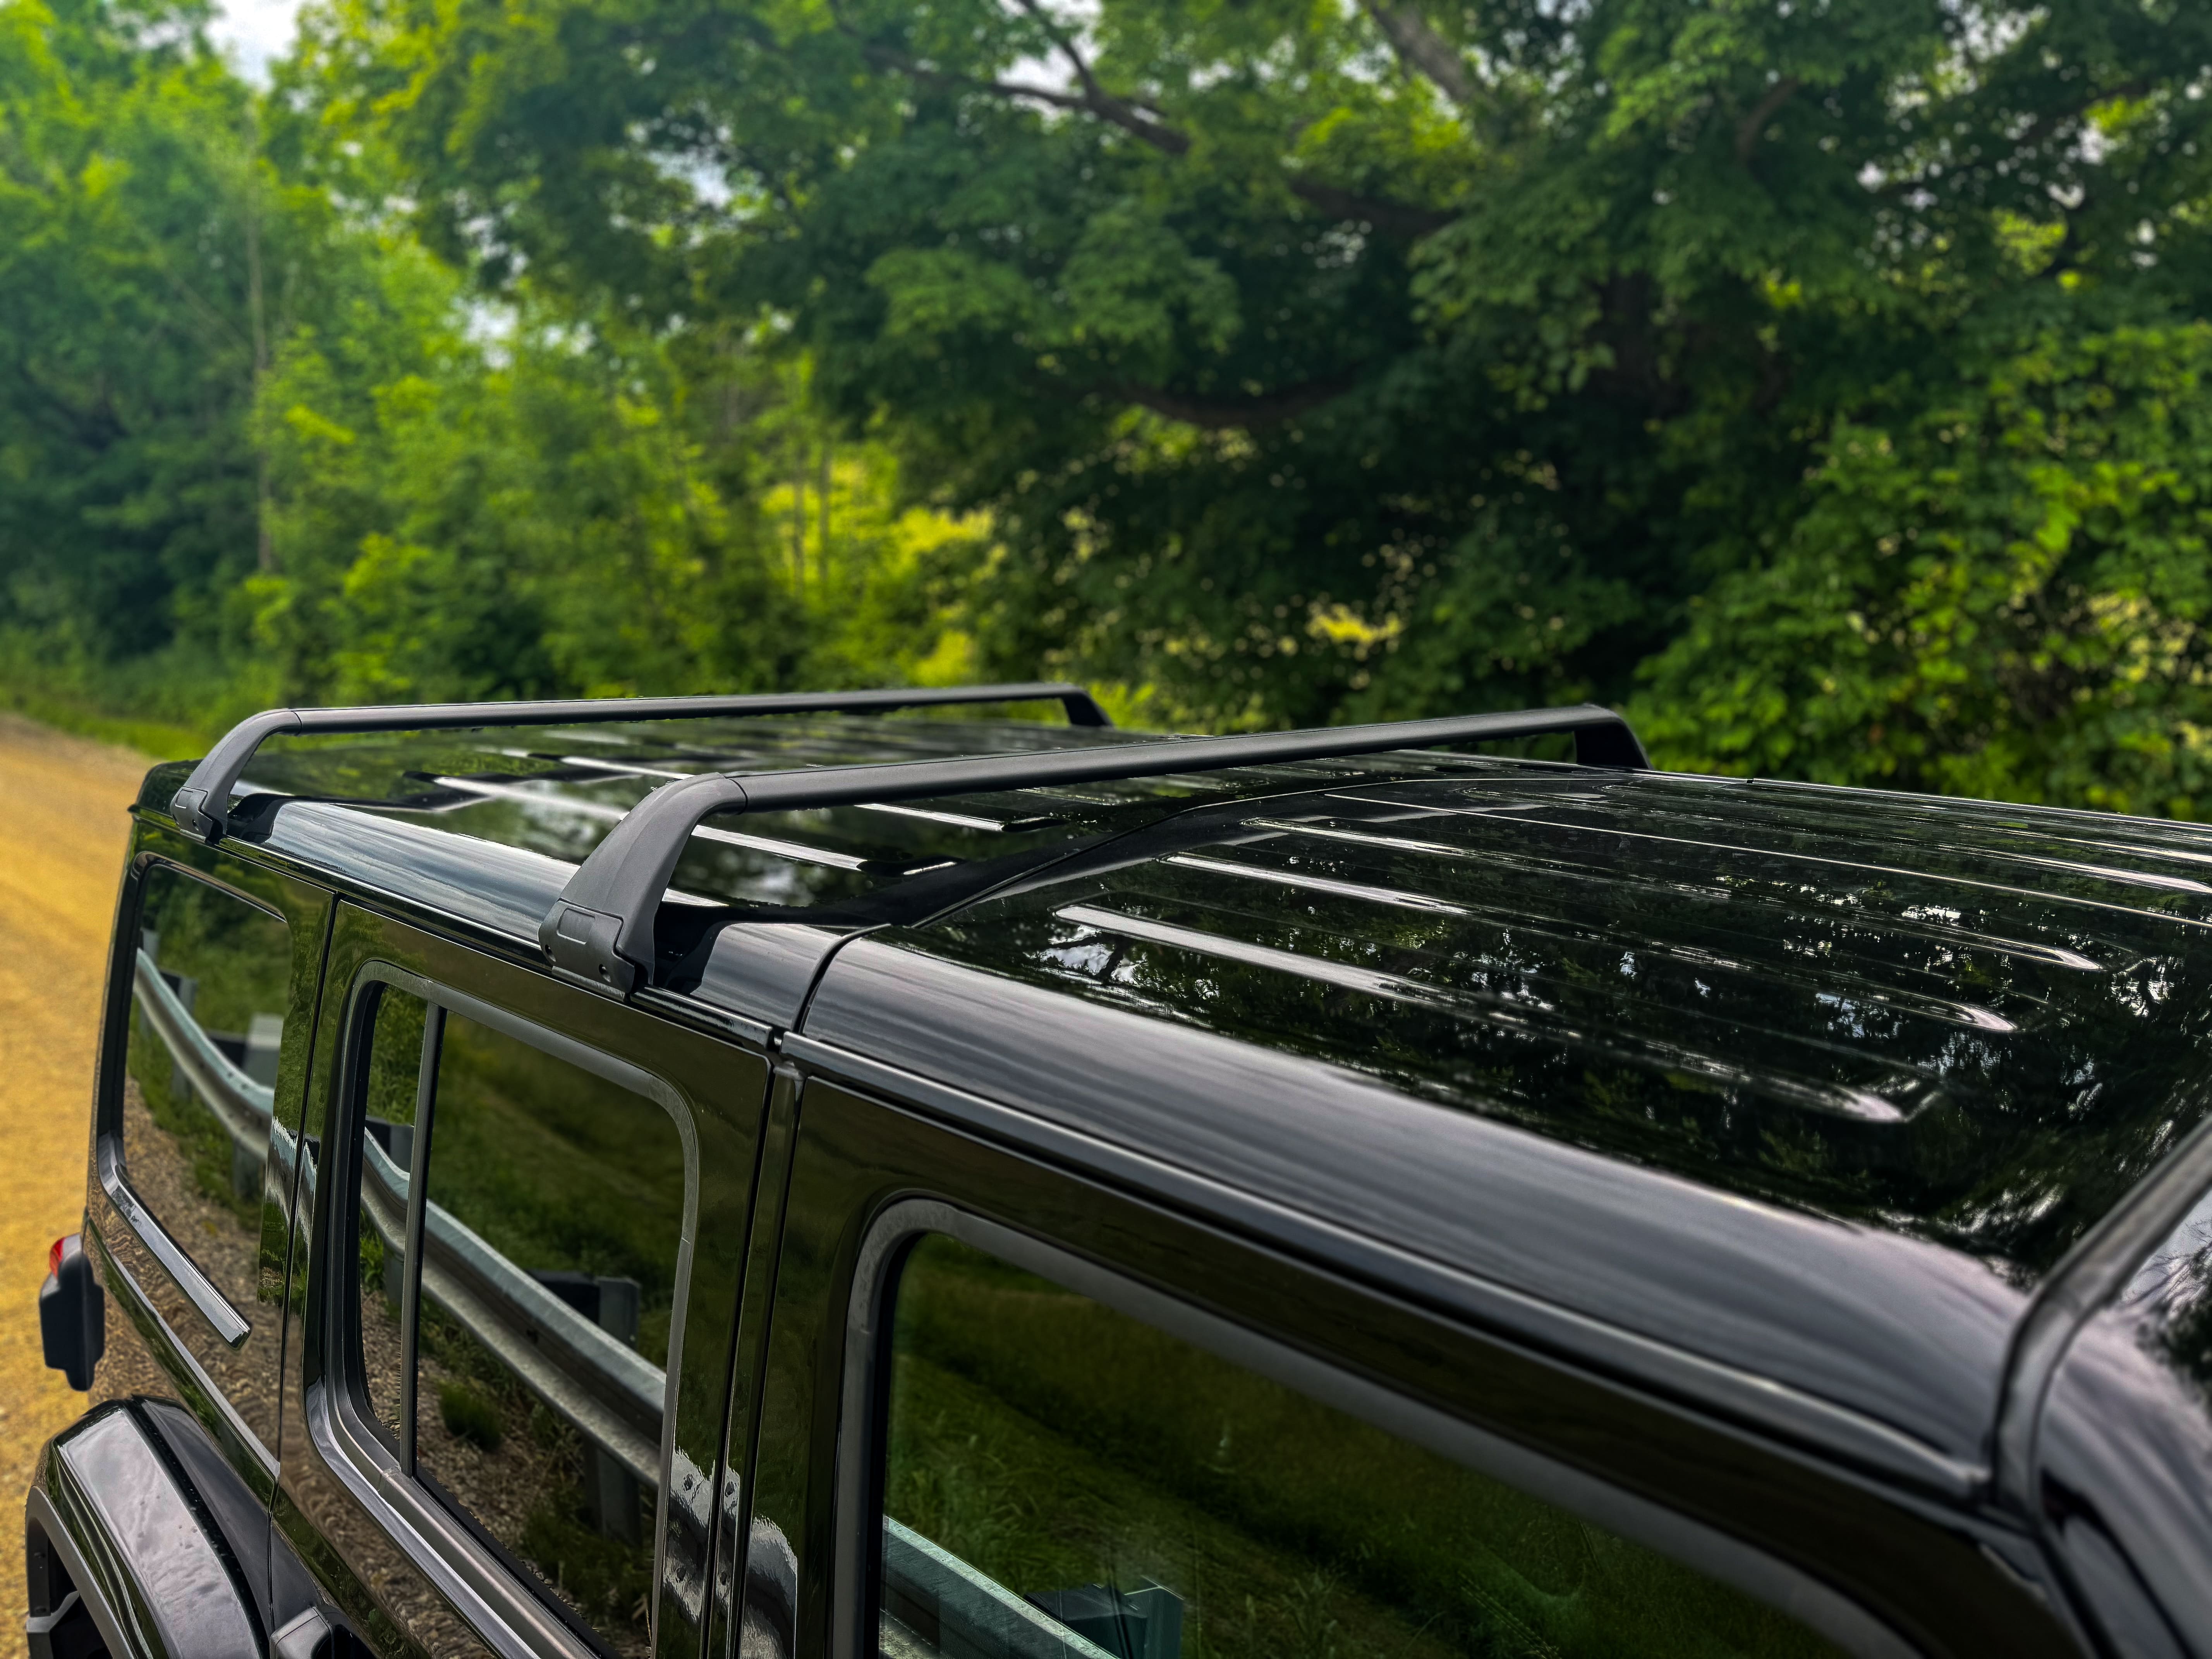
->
xmin=299 ymin=0 xmax=2212 ymax=774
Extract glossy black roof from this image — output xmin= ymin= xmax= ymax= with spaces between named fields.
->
xmin=895 ymin=766 xmax=2212 ymax=1278
xmin=142 ymin=712 xmax=2212 ymax=1491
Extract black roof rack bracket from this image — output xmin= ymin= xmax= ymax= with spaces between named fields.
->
xmin=538 ymin=704 xmax=1649 ymax=996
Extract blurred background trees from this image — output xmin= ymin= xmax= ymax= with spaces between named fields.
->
xmin=3 ymin=0 xmax=2211 ymax=810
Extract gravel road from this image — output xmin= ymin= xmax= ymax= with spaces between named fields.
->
xmin=0 ymin=715 xmax=149 ymax=1655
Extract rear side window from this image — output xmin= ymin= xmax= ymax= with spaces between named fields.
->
xmin=125 ymin=865 xmax=294 ymax=1309
xmin=356 ymin=985 xmax=431 ymax=1448
xmin=347 ymin=986 xmax=689 ymax=1659
xmin=879 ymin=1236 xmax=1843 ymax=1659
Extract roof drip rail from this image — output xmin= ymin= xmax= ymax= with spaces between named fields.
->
xmin=165 ymin=682 xmax=1113 ymax=843
xmin=541 ymin=703 xmax=1649 ymax=994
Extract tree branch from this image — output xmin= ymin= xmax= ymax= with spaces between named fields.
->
xmin=1735 ymin=76 xmax=1801 ymax=165
xmin=867 ymin=41 xmax=1453 ymax=234
xmin=1006 ymin=0 xmax=1134 ymax=120
xmin=866 ymin=41 xmax=1189 ymax=155
xmin=1360 ymin=0 xmax=1478 ymax=112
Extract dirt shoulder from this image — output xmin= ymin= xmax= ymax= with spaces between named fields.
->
xmin=0 ymin=714 xmax=151 ymax=1656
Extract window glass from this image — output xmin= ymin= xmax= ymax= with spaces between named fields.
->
xmin=124 ymin=865 xmax=294 ymax=1312
xmin=355 ymin=986 xmax=430 ymax=1449
xmin=880 ymin=1237 xmax=1843 ymax=1659
xmin=380 ymin=1006 xmax=686 ymax=1659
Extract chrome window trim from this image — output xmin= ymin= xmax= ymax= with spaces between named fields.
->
xmin=85 ymin=1223 xmax=272 ymax=1476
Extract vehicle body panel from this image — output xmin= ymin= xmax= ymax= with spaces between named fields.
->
xmin=276 ymin=904 xmax=775 ymax=1659
xmin=43 ymin=705 xmax=2212 ymax=1659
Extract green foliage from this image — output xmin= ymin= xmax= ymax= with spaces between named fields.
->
xmin=518 ymin=1465 xmax=653 ymax=1639
xmin=286 ymin=0 xmax=2212 ymax=757
xmin=1634 ymin=323 xmax=2212 ymax=816
xmin=0 ymin=0 xmax=1004 ymax=730
xmin=5 ymin=0 xmax=2212 ymax=813
xmin=0 ymin=0 xmax=261 ymax=674
xmin=438 ymin=1380 xmax=505 ymax=1451
xmin=888 ymin=1236 xmax=1837 ymax=1658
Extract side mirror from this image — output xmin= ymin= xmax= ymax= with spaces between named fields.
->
xmin=39 ymin=1234 xmax=104 ymax=1392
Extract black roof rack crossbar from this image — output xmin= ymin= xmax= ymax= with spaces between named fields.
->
xmin=166 ymin=682 xmax=1113 ymax=842
xmin=540 ymin=702 xmax=1649 ymax=994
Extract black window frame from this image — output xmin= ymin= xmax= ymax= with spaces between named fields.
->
xmin=318 ymin=955 xmax=704 ymax=1659
xmin=835 ymin=1198 xmax=1917 ymax=1659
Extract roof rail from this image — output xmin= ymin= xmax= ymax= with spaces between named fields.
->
xmin=540 ymin=703 xmax=1649 ymax=994
xmin=165 ymin=683 xmax=1113 ymax=843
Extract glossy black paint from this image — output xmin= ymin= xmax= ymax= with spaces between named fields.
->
xmin=278 ymin=905 xmax=776 ymax=1659
xmin=55 ymin=704 xmax=2212 ymax=1657
xmin=28 ymin=1403 xmax=264 ymax=1658
xmin=907 ymin=767 xmax=2212 ymax=1275
xmin=734 ymin=1077 xmax=2080 ymax=1659
xmin=2033 ymin=1143 xmax=2212 ymax=1656
xmin=84 ymin=826 xmax=337 ymax=1504
xmin=791 ymin=943 xmax=2015 ymax=1482
xmin=193 ymin=719 xmax=1600 ymax=1030
xmin=704 ymin=1063 xmax=803 ymax=1659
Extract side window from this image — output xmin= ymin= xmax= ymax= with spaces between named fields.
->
xmin=878 ymin=1237 xmax=1845 ymax=1659
xmin=347 ymin=987 xmax=689 ymax=1659
xmin=125 ymin=864 xmax=294 ymax=1311
xmin=355 ymin=985 xmax=431 ymax=1449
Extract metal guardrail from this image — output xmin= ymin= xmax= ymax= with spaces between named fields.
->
xmin=139 ymin=951 xmax=1154 ymax=1645
xmin=355 ymin=1135 xmax=663 ymax=1485
xmin=134 ymin=953 xmax=672 ymax=1495
xmin=882 ymin=1521 xmax=1124 ymax=1659
xmin=134 ymin=951 xmax=274 ymax=1148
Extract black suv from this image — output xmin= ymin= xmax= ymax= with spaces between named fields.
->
xmin=29 ymin=684 xmax=2212 ymax=1659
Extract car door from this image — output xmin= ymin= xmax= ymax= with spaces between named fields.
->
xmin=85 ymin=820 xmax=338 ymax=1626
xmin=720 ymin=1070 xmax=2089 ymax=1659
xmin=274 ymin=901 xmax=775 ymax=1658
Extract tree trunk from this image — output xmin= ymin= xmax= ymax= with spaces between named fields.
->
xmin=792 ymin=436 xmax=806 ymax=598
xmin=244 ymin=124 xmax=273 ymax=574
xmin=817 ymin=438 xmax=832 ymax=592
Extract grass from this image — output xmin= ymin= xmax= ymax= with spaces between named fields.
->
xmin=886 ymin=1238 xmax=1843 ymax=1659
xmin=439 ymin=1381 xmax=506 ymax=1451
xmin=0 ymin=674 xmax=215 ymax=760
xmin=421 ymin=1012 xmax=687 ymax=1368
xmin=416 ymin=1304 xmax=654 ymax=1650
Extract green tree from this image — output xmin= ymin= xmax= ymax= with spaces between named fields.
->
xmin=246 ymin=266 xmax=994 ymax=702
xmin=0 ymin=0 xmax=265 ymax=702
xmin=1634 ymin=322 xmax=2212 ymax=815
xmin=0 ymin=0 xmax=997 ymax=726
xmin=294 ymin=0 xmax=2212 ymax=744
